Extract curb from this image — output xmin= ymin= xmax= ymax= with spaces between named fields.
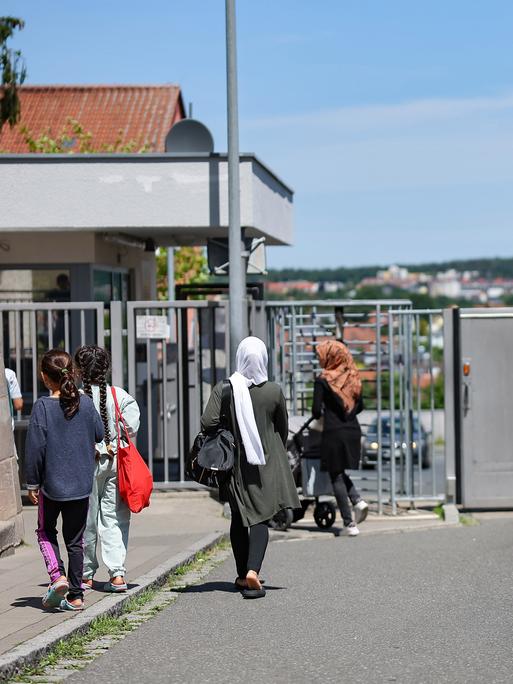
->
xmin=0 ymin=530 xmax=227 ymax=682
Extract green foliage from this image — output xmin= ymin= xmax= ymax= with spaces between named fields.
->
xmin=0 ymin=16 xmax=26 ymax=131
xmin=19 ymin=117 xmax=151 ymax=153
xmin=156 ymin=246 xmax=209 ymax=300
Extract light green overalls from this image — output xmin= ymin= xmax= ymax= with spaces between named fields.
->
xmin=82 ymin=385 xmax=140 ymax=580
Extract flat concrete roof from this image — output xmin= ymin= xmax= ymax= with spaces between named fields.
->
xmin=0 ymin=153 xmax=293 ymax=246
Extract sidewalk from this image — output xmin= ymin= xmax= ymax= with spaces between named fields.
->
xmin=0 ymin=492 xmax=229 ymax=659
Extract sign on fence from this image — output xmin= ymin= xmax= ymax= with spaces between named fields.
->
xmin=136 ymin=315 xmax=170 ymax=339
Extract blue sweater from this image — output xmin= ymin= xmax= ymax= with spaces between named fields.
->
xmin=25 ymin=395 xmax=104 ymax=501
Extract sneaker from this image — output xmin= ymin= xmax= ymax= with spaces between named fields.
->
xmin=353 ymin=500 xmax=369 ymax=525
xmin=339 ymin=522 xmax=360 ymax=537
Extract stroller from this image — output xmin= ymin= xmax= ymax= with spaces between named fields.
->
xmin=269 ymin=415 xmax=337 ymax=531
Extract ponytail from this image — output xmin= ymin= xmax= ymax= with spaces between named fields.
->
xmin=74 ymin=345 xmax=112 ymax=452
xmin=41 ymin=350 xmax=80 ymax=420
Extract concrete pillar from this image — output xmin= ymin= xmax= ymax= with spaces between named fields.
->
xmin=0 ymin=352 xmax=24 ymax=557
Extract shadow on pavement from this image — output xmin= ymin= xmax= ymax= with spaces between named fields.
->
xmin=174 ymin=581 xmax=286 ymax=594
xmin=10 ymin=596 xmax=53 ymax=611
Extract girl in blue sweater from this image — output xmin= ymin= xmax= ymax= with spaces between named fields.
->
xmin=25 ymin=350 xmax=103 ymax=611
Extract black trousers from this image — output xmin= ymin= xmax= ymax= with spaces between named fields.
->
xmin=36 ymin=494 xmax=89 ymax=601
xmin=230 ymin=507 xmax=269 ymax=578
xmin=330 ymin=471 xmax=361 ymax=526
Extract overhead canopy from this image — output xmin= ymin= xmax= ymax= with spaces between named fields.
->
xmin=0 ymin=153 xmax=293 ymax=246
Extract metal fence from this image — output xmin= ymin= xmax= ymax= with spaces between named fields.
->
xmin=126 ymin=300 xmax=228 ymax=484
xmin=265 ymin=301 xmax=445 ymax=513
xmin=3 ymin=297 xmax=446 ymax=510
xmin=1 ymin=301 xmax=105 ymax=477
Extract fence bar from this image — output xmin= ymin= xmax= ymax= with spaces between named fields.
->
xmin=388 ymin=310 xmax=397 ymax=514
xmin=429 ymin=313 xmax=436 ymax=499
xmin=145 ymin=309 xmax=154 ymax=478
xmin=416 ymin=314 xmax=423 ymax=494
xmin=376 ymin=304 xmax=383 ymax=514
xmin=31 ymin=310 xmax=38 ymax=407
xmin=47 ymin=310 xmax=53 ymax=350
xmin=110 ymin=301 xmax=124 ymax=387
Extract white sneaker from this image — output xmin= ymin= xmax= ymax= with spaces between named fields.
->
xmin=339 ymin=522 xmax=359 ymax=537
xmin=353 ymin=500 xmax=369 ymax=525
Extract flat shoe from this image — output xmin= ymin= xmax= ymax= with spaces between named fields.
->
xmin=242 ymin=588 xmax=266 ymax=599
xmin=104 ymin=581 xmax=128 ymax=593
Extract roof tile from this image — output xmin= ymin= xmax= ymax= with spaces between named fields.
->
xmin=0 ymin=84 xmax=184 ymax=152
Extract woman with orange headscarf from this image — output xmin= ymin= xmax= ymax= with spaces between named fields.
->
xmin=312 ymin=339 xmax=368 ymax=536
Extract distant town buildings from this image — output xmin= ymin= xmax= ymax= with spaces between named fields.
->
xmin=267 ymin=264 xmax=513 ymax=305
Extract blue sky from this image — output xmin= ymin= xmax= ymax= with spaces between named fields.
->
xmin=5 ymin=0 xmax=513 ymax=268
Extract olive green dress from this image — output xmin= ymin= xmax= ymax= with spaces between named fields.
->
xmin=201 ymin=380 xmax=301 ymax=527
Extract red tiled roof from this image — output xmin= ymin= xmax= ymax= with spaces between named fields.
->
xmin=0 ymin=85 xmax=185 ymax=152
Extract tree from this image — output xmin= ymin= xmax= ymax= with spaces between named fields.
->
xmin=156 ymin=247 xmax=209 ymax=300
xmin=19 ymin=117 xmax=150 ymax=153
xmin=0 ymin=16 xmax=26 ymax=131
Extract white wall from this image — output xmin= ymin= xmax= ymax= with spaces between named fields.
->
xmin=0 ymin=155 xmax=293 ymax=246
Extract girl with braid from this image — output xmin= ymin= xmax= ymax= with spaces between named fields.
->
xmin=25 ymin=350 xmax=103 ymax=611
xmin=74 ymin=345 xmax=140 ymax=592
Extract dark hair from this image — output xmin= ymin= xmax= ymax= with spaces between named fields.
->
xmin=74 ymin=345 xmax=112 ymax=450
xmin=41 ymin=349 xmax=80 ymax=420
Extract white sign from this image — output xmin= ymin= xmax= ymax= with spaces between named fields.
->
xmin=136 ymin=315 xmax=170 ymax=339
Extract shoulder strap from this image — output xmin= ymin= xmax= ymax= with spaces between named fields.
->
xmin=111 ymin=386 xmax=132 ymax=446
xmin=219 ymin=380 xmax=232 ymax=430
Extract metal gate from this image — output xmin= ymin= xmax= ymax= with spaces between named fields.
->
xmin=266 ymin=301 xmax=446 ymax=513
xmin=1 ymin=301 xmax=105 ymax=478
xmin=447 ymin=307 xmax=513 ymax=508
xmin=126 ymin=300 xmax=228 ymax=484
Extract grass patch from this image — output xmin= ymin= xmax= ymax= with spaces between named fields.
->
xmin=433 ymin=504 xmax=445 ymax=520
xmin=121 ymin=587 xmax=157 ymax=613
xmin=460 ymin=514 xmax=479 ymax=526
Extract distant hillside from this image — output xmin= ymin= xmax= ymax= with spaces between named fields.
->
xmin=268 ymin=257 xmax=513 ymax=282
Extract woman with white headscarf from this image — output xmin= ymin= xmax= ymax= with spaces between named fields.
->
xmin=201 ymin=336 xmax=300 ymax=599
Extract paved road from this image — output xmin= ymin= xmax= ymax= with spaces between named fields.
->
xmin=71 ymin=518 xmax=513 ymax=684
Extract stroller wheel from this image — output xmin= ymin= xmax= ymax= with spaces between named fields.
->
xmin=314 ymin=501 xmax=336 ymax=529
xmin=269 ymin=508 xmax=293 ymax=531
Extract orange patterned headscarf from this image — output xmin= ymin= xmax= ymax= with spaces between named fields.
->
xmin=317 ymin=339 xmax=362 ymax=412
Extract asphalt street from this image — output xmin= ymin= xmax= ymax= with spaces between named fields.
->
xmin=70 ymin=518 xmax=513 ymax=684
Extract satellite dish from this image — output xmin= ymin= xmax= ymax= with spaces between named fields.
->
xmin=165 ymin=119 xmax=214 ymax=154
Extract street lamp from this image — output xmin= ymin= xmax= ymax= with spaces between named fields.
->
xmin=225 ymin=0 xmax=247 ymax=369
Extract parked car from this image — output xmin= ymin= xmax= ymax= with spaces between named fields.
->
xmin=361 ymin=415 xmax=431 ymax=469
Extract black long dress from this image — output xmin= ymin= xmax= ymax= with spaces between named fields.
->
xmin=312 ymin=377 xmax=363 ymax=475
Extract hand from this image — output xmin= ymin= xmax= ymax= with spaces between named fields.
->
xmin=28 ymin=489 xmax=39 ymax=505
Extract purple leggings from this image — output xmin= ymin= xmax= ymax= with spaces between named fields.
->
xmin=36 ymin=493 xmax=88 ymax=601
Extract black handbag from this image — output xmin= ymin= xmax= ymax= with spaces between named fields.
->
xmin=186 ymin=380 xmax=235 ymax=487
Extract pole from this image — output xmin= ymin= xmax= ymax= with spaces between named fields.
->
xmin=226 ymin=0 xmax=247 ymax=370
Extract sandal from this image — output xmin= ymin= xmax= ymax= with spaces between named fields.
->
xmin=104 ymin=580 xmax=128 ymax=593
xmin=59 ymin=598 xmax=84 ymax=611
xmin=242 ymin=588 xmax=266 ymax=599
xmin=242 ymin=573 xmax=266 ymax=599
xmin=42 ymin=579 xmax=69 ymax=609
xmin=234 ymin=577 xmax=266 ymax=589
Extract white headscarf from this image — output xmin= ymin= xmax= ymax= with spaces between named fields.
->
xmin=229 ymin=336 xmax=268 ymax=466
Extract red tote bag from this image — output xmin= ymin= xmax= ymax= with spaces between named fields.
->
xmin=111 ymin=387 xmax=153 ymax=513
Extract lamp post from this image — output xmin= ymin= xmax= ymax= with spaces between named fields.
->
xmin=225 ymin=0 xmax=247 ymax=369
